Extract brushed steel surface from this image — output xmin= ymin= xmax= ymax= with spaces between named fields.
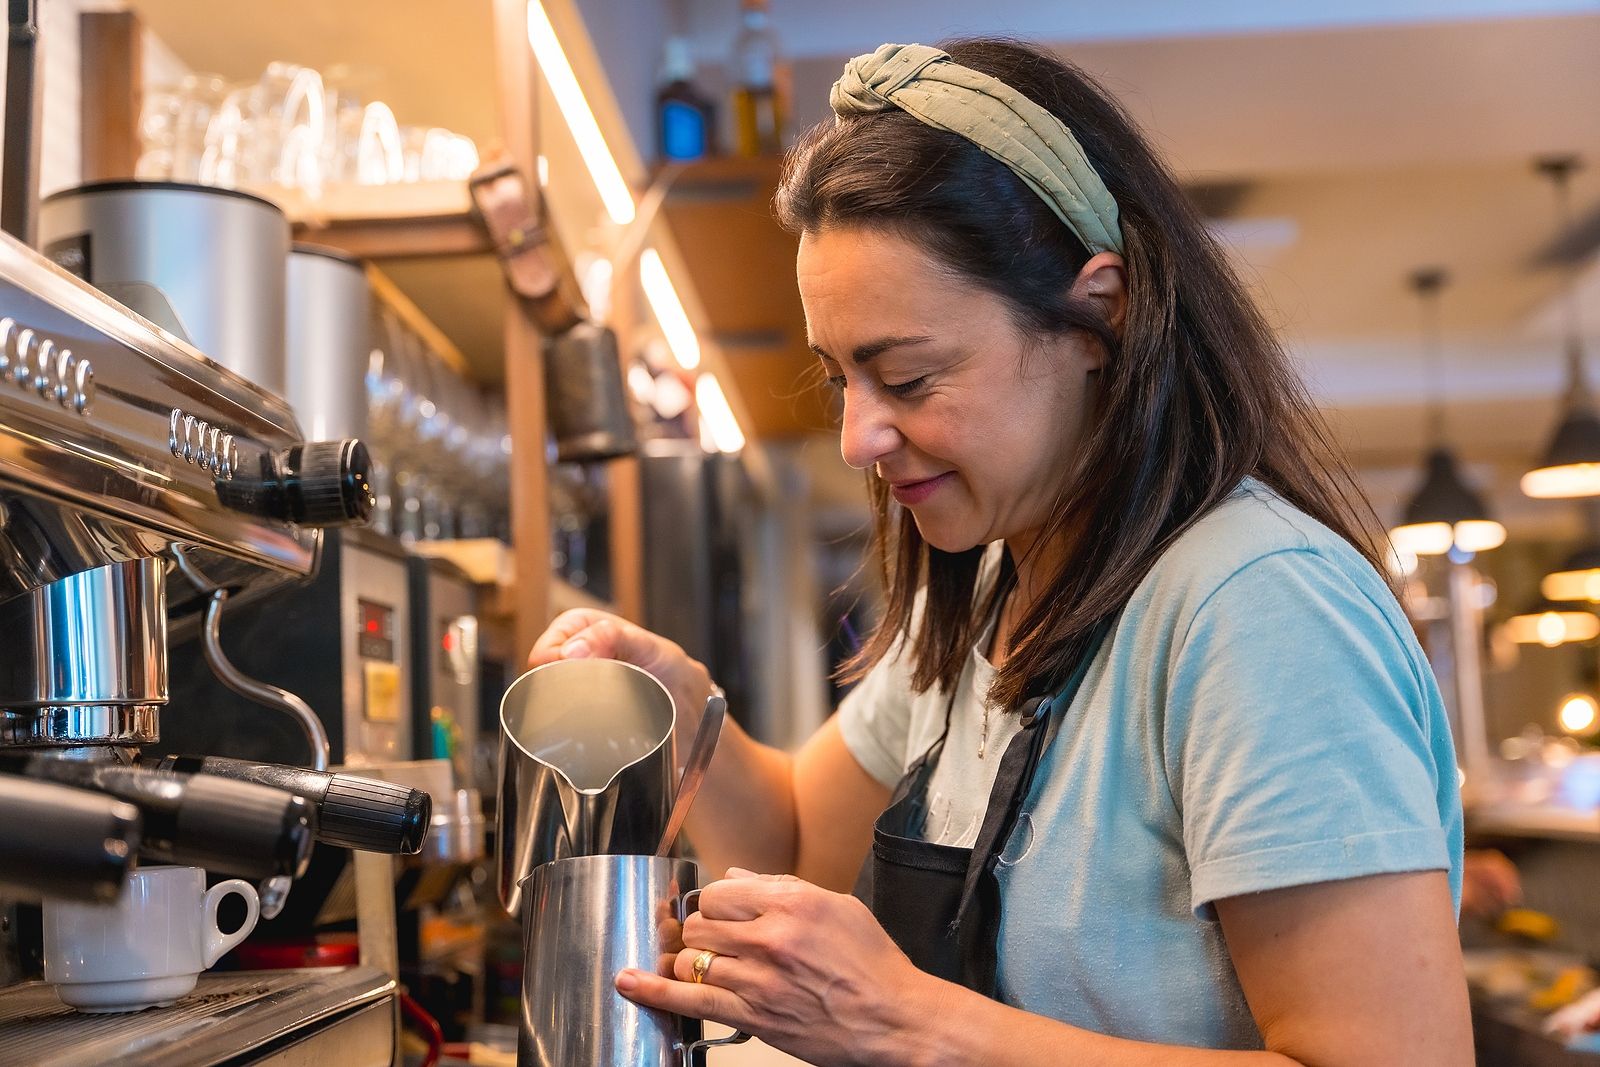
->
xmin=242 ymin=998 xmax=394 ymax=1066
xmin=0 ymin=704 xmax=159 ymax=746
xmin=518 ymin=854 xmax=700 ymax=1067
xmin=0 ymin=965 xmax=395 ymax=1067
xmin=286 ymin=247 xmax=370 ymax=443
xmin=38 ymin=181 xmax=290 ymax=396
xmin=496 ymin=658 xmax=676 ymax=914
xmin=0 ymin=559 xmax=164 ymax=712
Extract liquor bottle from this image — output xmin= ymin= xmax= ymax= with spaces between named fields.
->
xmin=731 ymin=0 xmax=785 ymax=157
xmin=656 ymin=36 xmax=716 ymax=163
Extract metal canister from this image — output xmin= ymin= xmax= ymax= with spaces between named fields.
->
xmin=544 ymin=320 xmax=639 ymax=463
xmin=286 ymin=244 xmax=371 ymax=441
xmin=37 ymin=180 xmax=290 ymax=395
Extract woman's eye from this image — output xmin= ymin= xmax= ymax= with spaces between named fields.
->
xmin=825 ymin=374 xmax=847 ymax=392
xmin=883 ymin=376 xmax=929 ymax=398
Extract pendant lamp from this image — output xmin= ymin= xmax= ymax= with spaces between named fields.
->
xmin=1503 ymin=602 xmax=1600 ymax=647
xmin=1541 ymin=501 xmax=1600 ymax=602
xmin=1389 ymin=269 xmax=1508 ymax=558
xmin=1522 ymin=157 xmax=1600 ymax=498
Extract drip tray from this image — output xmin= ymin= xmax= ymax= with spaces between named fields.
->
xmin=0 ymin=966 xmax=395 ymax=1067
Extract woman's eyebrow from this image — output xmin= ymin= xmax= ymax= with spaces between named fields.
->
xmin=807 ymin=335 xmax=936 ymax=365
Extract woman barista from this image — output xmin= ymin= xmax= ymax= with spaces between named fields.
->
xmin=529 ymin=39 xmax=1471 ymax=1066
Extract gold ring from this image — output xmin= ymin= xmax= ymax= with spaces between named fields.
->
xmin=690 ymin=948 xmax=718 ymax=984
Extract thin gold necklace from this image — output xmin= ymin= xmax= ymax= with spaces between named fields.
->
xmin=980 ymin=593 xmax=1017 ymax=760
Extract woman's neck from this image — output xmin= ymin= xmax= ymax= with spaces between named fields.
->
xmin=993 ymin=526 xmax=1070 ymax=664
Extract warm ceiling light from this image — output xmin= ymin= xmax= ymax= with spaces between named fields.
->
xmin=1388 ymin=449 xmax=1506 ymax=557
xmin=525 ymin=1 xmax=636 ymax=225
xmin=1388 ymin=270 xmax=1506 ymax=558
xmin=1523 ymin=157 xmax=1600 ymax=498
xmin=1452 ymin=519 xmax=1508 ymax=553
xmin=1385 ymin=544 xmax=1420 ymax=578
xmin=1523 ymin=454 xmax=1600 ymax=499
xmin=1542 ymin=548 xmax=1600 ymax=603
xmin=639 ymin=248 xmax=701 ymax=370
xmin=1389 ymin=522 xmax=1455 ymax=558
xmin=1522 ymin=395 xmax=1600 ymax=497
xmin=1504 ymin=608 xmax=1600 ymax=647
xmin=1558 ymin=693 xmax=1599 ymax=736
xmin=695 ymin=373 xmax=745 ymax=454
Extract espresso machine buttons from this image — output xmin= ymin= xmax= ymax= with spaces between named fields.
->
xmin=70 ymin=355 xmax=94 ymax=414
xmin=0 ymin=317 xmax=94 ymax=414
xmin=7 ymin=326 xmax=31 ymax=386
xmin=168 ymin=407 xmax=239 ymax=477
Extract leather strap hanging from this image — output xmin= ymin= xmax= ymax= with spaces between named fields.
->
xmin=468 ymin=150 xmax=583 ymax=335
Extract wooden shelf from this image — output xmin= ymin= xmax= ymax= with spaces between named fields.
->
xmin=249 ymin=180 xmax=493 ymax=259
xmin=660 ymin=156 xmax=830 ymax=440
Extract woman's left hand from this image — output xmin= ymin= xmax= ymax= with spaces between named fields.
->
xmin=616 ymin=868 xmax=940 ymax=1067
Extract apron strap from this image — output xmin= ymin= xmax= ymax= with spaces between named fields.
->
xmin=950 ymin=619 xmax=1113 ymax=945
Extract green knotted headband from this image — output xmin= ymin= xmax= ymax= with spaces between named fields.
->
xmin=830 ymin=43 xmax=1124 ymax=256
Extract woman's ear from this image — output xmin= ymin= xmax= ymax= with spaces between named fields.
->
xmin=1071 ymin=252 xmax=1128 ymax=336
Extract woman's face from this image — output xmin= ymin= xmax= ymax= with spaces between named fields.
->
xmin=797 ymin=226 xmax=1121 ymax=556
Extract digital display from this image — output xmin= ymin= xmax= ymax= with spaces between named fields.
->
xmin=357 ymin=599 xmax=395 ymax=661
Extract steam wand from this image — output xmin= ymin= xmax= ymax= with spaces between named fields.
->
xmin=171 ymin=547 xmax=329 ymax=918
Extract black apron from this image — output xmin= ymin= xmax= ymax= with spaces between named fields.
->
xmin=852 ymin=621 xmax=1109 ymax=997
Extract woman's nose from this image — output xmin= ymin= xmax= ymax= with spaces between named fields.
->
xmin=839 ymin=390 xmax=902 ymax=471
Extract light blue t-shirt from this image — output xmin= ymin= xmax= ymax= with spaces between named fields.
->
xmin=838 ymin=480 xmax=1463 ymax=1050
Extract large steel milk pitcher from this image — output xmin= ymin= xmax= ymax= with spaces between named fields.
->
xmin=517 ymin=855 xmax=748 ymax=1067
xmin=496 ymin=659 xmax=677 ymax=913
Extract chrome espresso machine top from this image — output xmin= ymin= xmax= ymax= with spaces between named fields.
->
xmin=0 ymin=230 xmax=420 ymax=1065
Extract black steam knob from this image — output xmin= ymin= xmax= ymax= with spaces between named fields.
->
xmin=160 ymin=756 xmax=432 ymax=855
xmin=217 ymin=437 xmax=375 ymax=527
xmin=281 ymin=439 xmax=375 ymax=526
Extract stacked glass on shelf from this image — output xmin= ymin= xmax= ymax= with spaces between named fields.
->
xmin=137 ymin=62 xmax=479 ymax=195
xmin=365 ymin=303 xmax=511 ymax=544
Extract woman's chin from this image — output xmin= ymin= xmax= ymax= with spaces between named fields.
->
xmin=910 ymin=515 xmax=981 ymax=555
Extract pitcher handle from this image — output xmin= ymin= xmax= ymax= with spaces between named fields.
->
xmin=676 ymin=889 xmax=753 ymax=1065
xmin=686 ymin=1028 xmax=752 ymax=1066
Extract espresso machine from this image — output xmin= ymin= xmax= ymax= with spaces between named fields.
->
xmin=152 ymin=244 xmax=490 ymax=1036
xmin=0 ymin=226 xmax=429 ymax=1063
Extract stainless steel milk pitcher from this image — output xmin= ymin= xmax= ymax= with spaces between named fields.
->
xmin=497 ymin=658 xmax=677 ymax=913
xmin=517 ymin=855 xmax=749 ymax=1067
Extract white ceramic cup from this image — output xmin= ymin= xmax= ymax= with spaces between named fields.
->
xmin=43 ymin=864 xmax=260 ymax=1013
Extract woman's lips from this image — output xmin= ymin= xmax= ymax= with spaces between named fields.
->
xmin=889 ymin=472 xmax=953 ymax=506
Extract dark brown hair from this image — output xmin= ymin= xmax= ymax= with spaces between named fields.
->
xmin=775 ymin=38 xmax=1382 ymax=707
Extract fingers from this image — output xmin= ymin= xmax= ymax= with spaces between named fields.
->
xmin=526 ymin=610 xmax=684 ymax=674
xmin=682 ymin=913 xmax=766 ymax=956
xmin=615 ymin=967 xmax=751 ymax=1031
xmin=527 ymin=609 xmax=611 ymax=665
xmin=698 ymin=871 xmax=806 ymax=921
xmin=671 ymin=946 xmax=748 ymax=986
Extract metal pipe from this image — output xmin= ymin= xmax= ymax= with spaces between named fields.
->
xmin=1447 ymin=558 xmax=1492 ymax=783
xmin=199 ymin=591 xmax=330 ymax=772
xmin=173 ymin=549 xmax=330 ymax=771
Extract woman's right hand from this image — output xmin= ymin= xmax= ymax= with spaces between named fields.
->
xmin=527 ymin=609 xmax=716 ymax=748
